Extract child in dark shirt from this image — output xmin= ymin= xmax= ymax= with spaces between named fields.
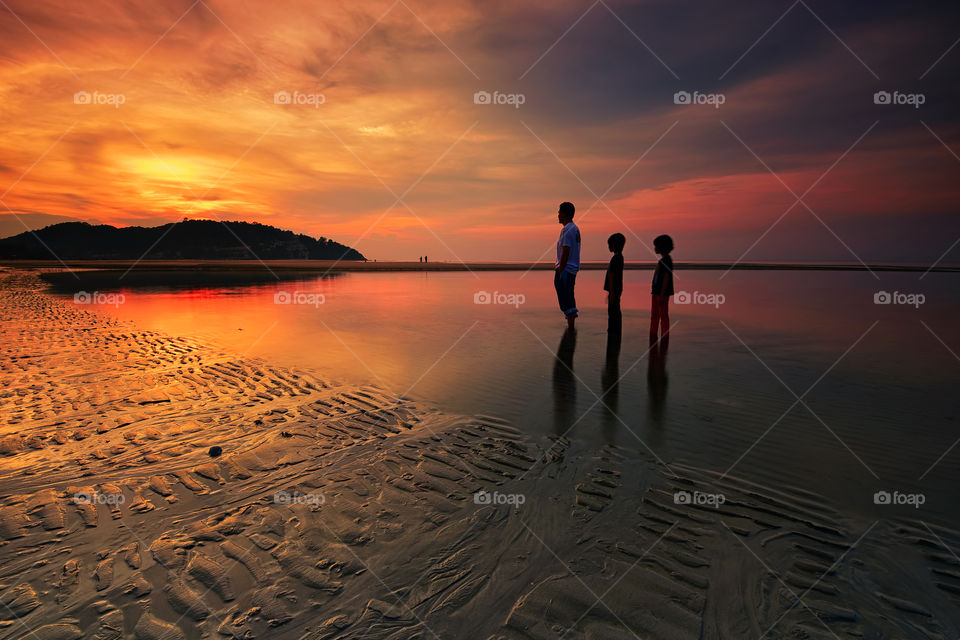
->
xmin=604 ymin=233 xmax=625 ymax=335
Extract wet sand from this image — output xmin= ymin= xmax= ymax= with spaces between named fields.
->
xmin=10 ymin=259 xmax=958 ymax=294
xmin=1 ymin=268 xmax=958 ymax=640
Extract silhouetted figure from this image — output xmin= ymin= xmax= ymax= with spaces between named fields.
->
xmin=424 ymin=255 xmax=428 ymax=263
xmin=552 ymin=327 xmax=577 ymax=436
xmin=605 ymin=233 xmax=625 ymax=335
xmin=650 ymin=234 xmax=674 ymax=341
xmin=419 ymin=256 xmax=422 ymax=263
xmin=647 ymin=335 xmax=669 ymax=427
xmin=601 ymin=328 xmax=622 ymax=444
xmin=554 ymin=201 xmax=581 ymax=330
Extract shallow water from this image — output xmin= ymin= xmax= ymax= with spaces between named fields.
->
xmin=62 ymin=268 xmax=960 ymax=524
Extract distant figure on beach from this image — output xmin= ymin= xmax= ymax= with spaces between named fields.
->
xmin=424 ymin=255 xmax=428 ymax=263
xmin=650 ymin=234 xmax=674 ymax=342
xmin=604 ymin=233 xmax=625 ymax=335
xmin=554 ymin=202 xmax=580 ymax=330
xmin=419 ymin=256 xmax=422 ymax=263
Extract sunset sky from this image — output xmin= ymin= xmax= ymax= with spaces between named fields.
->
xmin=1 ymin=0 xmax=958 ymax=262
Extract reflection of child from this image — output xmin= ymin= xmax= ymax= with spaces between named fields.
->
xmin=650 ymin=234 xmax=674 ymax=341
xmin=604 ymin=233 xmax=625 ymax=334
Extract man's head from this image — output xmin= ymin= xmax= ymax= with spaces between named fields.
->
xmin=557 ymin=201 xmax=575 ymax=224
xmin=607 ymin=233 xmax=626 ymax=253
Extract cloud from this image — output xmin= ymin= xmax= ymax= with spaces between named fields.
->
xmin=0 ymin=0 xmax=957 ymax=261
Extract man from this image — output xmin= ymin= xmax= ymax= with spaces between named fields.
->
xmin=554 ymin=201 xmax=580 ymax=330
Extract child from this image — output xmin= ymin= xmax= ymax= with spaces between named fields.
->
xmin=554 ymin=202 xmax=580 ymax=330
xmin=604 ymin=233 xmax=625 ymax=335
xmin=650 ymin=234 xmax=674 ymax=341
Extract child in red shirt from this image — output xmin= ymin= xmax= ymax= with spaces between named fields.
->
xmin=650 ymin=235 xmax=674 ymax=341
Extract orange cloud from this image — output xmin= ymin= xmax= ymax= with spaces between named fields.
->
xmin=0 ymin=0 xmax=957 ymax=262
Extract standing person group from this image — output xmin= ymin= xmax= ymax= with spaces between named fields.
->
xmin=552 ymin=201 xmax=674 ymax=341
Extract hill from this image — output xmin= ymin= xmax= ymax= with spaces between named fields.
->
xmin=0 ymin=220 xmax=366 ymax=261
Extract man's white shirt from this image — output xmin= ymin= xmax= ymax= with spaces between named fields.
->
xmin=556 ymin=222 xmax=581 ymax=274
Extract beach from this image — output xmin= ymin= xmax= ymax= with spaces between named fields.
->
xmin=1 ymin=267 xmax=959 ymax=640
xmin=2 ymin=0 xmax=958 ymax=635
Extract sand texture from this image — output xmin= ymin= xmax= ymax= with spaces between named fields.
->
xmin=1 ymin=269 xmax=958 ymax=639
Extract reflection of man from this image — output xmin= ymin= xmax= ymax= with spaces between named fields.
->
xmin=554 ymin=202 xmax=580 ymax=330
xmin=552 ymin=328 xmax=577 ymax=435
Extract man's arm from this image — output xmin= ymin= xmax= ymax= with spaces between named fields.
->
xmin=557 ymin=245 xmax=570 ymax=272
xmin=613 ymin=257 xmax=623 ymax=294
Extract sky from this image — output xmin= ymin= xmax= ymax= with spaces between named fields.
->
xmin=0 ymin=0 xmax=958 ymax=263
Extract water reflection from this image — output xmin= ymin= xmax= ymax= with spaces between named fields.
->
xmin=600 ymin=329 xmax=621 ymax=445
xmin=61 ymin=269 xmax=960 ymax=522
xmin=552 ymin=328 xmax=577 ymax=436
xmin=647 ymin=336 xmax=669 ymax=429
